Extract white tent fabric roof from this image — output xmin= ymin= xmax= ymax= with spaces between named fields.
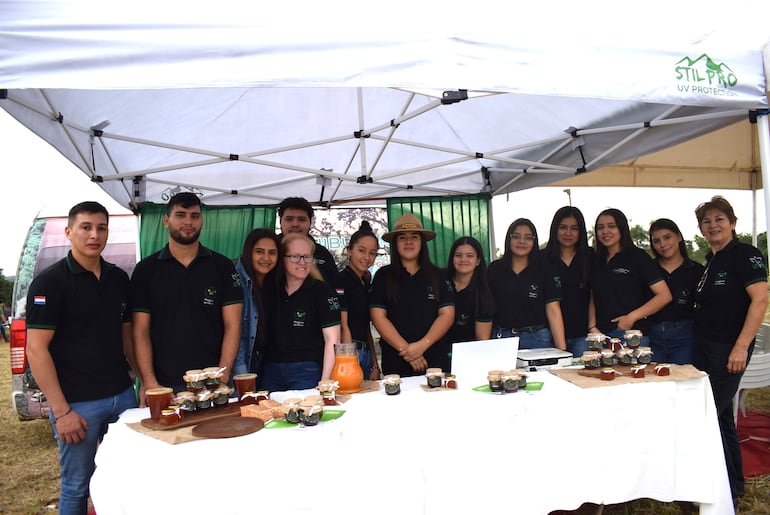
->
xmin=1 ymin=0 xmax=769 ymax=210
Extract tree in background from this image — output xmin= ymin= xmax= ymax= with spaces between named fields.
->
xmin=0 ymin=269 xmax=13 ymax=305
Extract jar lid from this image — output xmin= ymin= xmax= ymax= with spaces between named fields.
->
xmin=161 ymin=409 xmax=176 ymax=415
xmin=175 ymin=391 xmax=194 ymax=398
xmin=426 ymin=368 xmax=443 ymax=374
xmin=146 ymin=386 xmax=173 ymax=395
xmin=487 ymin=373 xmax=502 ymax=380
xmin=625 ymin=329 xmax=643 ymax=335
xmin=304 ymin=394 xmax=323 ymax=404
xmin=283 ymin=397 xmax=302 ymax=405
xmin=185 ymin=369 xmax=203 ymax=375
xmin=601 ymin=367 xmax=615 ymax=372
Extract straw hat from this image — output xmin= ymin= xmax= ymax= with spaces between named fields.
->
xmin=382 ymin=214 xmax=436 ymax=243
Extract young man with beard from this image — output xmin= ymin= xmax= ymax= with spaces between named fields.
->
xmin=131 ymin=192 xmax=243 ymax=395
xmin=26 ymin=201 xmax=137 ymax=514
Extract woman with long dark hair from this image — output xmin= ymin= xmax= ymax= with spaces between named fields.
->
xmin=334 ymin=221 xmax=381 ymax=380
xmin=544 ymin=206 xmax=594 ymax=357
xmin=369 ymin=214 xmax=455 ymax=376
xmin=445 ymin=236 xmax=496 ymax=343
xmin=647 ymin=218 xmax=704 ymax=364
xmin=693 ymin=196 xmax=767 ymax=501
xmin=589 ymin=208 xmax=671 ymax=341
xmin=233 ymin=228 xmax=280 ymax=377
xmin=488 ymin=218 xmax=566 ymax=350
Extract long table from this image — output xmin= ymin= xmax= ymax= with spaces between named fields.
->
xmin=90 ymin=370 xmax=734 ymax=514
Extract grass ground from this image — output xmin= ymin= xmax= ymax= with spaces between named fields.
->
xmin=1 ymin=343 xmax=768 ymax=514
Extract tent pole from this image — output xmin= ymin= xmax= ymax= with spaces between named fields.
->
xmin=757 ymin=112 xmax=770 ymax=259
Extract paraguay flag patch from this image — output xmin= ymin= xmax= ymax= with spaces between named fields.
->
xmin=34 ymin=295 xmax=46 ymax=305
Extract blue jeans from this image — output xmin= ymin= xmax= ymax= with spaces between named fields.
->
xmin=357 ymin=348 xmax=372 ymax=378
xmin=648 ymin=319 xmax=695 ymax=365
xmin=260 ymin=361 xmax=322 ymax=392
xmin=50 ymin=385 xmax=137 ymax=515
xmin=493 ymin=326 xmax=553 ymax=349
xmin=566 ymin=336 xmax=588 ymax=358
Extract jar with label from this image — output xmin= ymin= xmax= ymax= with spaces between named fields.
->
xmin=444 ymin=374 xmax=457 ymax=389
xmin=184 ymin=369 xmax=206 ymax=393
xmin=654 ymin=364 xmax=671 ymax=376
xmin=203 ymin=367 xmax=223 ymax=392
xmin=426 ymin=368 xmax=444 ymax=388
xmin=624 ymin=330 xmax=643 ymax=348
xmin=599 ymin=368 xmax=616 ymax=381
xmin=600 ymin=348 xmax=615 ymax=366
xmin=383 ymin=374 xmax=402 ymax=395
xmin=159 ymin=408 xmax=180 ymax=426
xmin=631 ymin=365 xmax=646 ymax=378
xmin=635 ymin=346 xmax=653 ymax=364
xmin=615 ymin=348 xmax=634 ymax=366
xmin=299 ymin=399 xmax=323 ymax=426
xmin=255 ymin=390 xmax=271 ymax=402
xmin=581 ymin=351 xmax=601 ymax=369
xmin=501 ymin=371 xmax=520 ymax=393
xmin=317 ymin=379 xmax=340 ymax=406
xmin=585 ymin=334 xmax=605 ymax=351
xmin=282 ymin=398 xmax=302 ymax=424
xmin=607 ymin=338 xmax=623 ymax=351
xmin=196 ymin=390 xmax=214 ymax=410
xmin=174 ymin=391 xmax=197 ymax=414
xmin=213 ymin=385 xmax=231 ymax=407
xmin=516 ymin=370 xmax=528 ymax=389
xmin=487 ymin=370 xmax=503 ymax=392
xmin=240 ymin=392 xmax=259 ymax=405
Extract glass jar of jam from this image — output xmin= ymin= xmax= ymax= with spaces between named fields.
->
xmin=581 ymin=351 xmax=601 ymax=369
xmin=444 ymin=374 xmax=457 ymax=389
xmin=282 ymin=398 xmax=302 ymax=424
xmin=599 ymin=368 xmax=616 ymax=381
xmin=196 ymin=391 xmax=214 ymax=410
xmin=159 ymin=408 xmax=180 ymax=426
xmin=654 ymin=364 xmax=671 ymax=376
xmin=299 ymin=400 xmax=323 ymax=426
xmin=624 ymin=330 xmax=643 ymax=348
xmin=317 ymin=379 xmax=339 ymax=406
xmin=213 ymin=386 xmax=231 ymax=407
xmin=487 ymin=370 xmax=503 ymax=392
xmin=383 ymin=374 xmax=402 ymax=395
xmin=585 ymin=334 xmax=604 ymax=351
xmin=501 ymin=371 xmax=520 ymax=393
xmin=184 ymin=369 xmax=206 ymax=393
xmin=635 ymin=346 xmax=653 ymax=364
xmin=255 ymin=390 xmax=270 ymax=402
xmin=631 ymin=365 xmax=646 ymax=378
xmin=615 ymin=348 xmax=633 ymax=366
xmin=174 ymin=391 xmax=197 ymax=414
xmin=600 ymin=349 xmax=615 ymax=366
xmin=515 ymin=370 xmax=528 ymax=389
xmin=607 ymin=338 xmax=623 ymax=352
xmin=426 ymin=368 xmax=444 ymax=388
xmin=203 ymin=367 xmax=223 ymax=392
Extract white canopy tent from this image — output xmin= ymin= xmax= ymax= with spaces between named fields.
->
xmin=1 ymin=0 xmax=769 ymax=228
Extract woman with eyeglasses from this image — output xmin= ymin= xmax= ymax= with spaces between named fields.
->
xmin=370 ymin=214 xmax=455 ymax=376
xmin=544 ymin=206 xmax=595 ymax=357
xmin=693 ymin=196 xmax=767 ymax=502
xmin=488 ymin=218 xmax=566 ymax=350
xmin=646 ymin=218 xmax=704 ymax=364
xmin=260 ymin=233 xmax=341 ymax=391
xmin=589 ymin=209 xmax=672 ymax=343
xmin=233 ymin=228 xmax=281 ymax=378
xmin=445 ymin=236 xmax=496 ymax=344
xmin=333 ymin=221 xmax=382 ymax=380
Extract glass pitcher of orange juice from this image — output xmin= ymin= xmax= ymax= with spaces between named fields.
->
xmin=331 ymin=343 xmax=364 ymax=394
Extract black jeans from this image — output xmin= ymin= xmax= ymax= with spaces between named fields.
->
xmin=694 ymin=338 xmax=754 ymax=499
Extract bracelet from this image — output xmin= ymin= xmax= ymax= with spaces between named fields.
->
xmin=54 ymin=408 xmax=72 ymax=423
xmin=588 ymin=325 xmax=597 ymax=331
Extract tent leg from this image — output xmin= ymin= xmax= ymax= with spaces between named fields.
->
xmin=758 ymin=112 xmax=770 ymax=259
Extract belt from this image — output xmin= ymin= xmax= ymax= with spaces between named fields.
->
xmin=512 ymin=324 xmax=546 ymax=334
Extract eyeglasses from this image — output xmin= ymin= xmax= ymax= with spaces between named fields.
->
xmin=286 ymin=254 xmax=313 ymax=264
xmin=510 ymin=233 xmax=535 ymax=242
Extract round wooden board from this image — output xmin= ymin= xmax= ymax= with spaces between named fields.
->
xmin=191 ymin=416 xmax=264 ymax=438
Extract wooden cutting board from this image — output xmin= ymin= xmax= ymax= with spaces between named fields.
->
xmin=140 ymin=402 xmax=242 ymax=431
xmin=191 ymin=416 xmax=264 ymax=438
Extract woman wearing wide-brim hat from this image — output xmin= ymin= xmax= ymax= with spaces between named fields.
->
xmin=369 ymin=214 xmax=455 ymax=376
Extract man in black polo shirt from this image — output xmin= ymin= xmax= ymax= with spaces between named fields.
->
xmin=26 ymin=201 xmax=137 ymax=515
xmin=278 ymin=197 xmax=338 ymax=282
xmin=131 ymin=192 xmax=243 ymax=395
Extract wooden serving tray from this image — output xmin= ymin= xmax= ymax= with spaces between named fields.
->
xmin=191 ymin=417 xmax=263 ymax=438
xmin=140 ymin=402 xmax=242 ymax=431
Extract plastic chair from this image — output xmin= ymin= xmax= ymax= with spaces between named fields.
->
xmin=733 ymin=324 xmax=770 ymax=423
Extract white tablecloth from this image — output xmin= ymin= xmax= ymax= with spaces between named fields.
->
xmin=90 ymin=371 xmax=733 ymax=514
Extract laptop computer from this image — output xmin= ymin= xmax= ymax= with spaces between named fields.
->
xmin=450 ymin=337 xmax=520 ymax=384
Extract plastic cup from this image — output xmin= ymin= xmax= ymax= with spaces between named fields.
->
xmin=233 ymin=373 xmax=257 ymax=400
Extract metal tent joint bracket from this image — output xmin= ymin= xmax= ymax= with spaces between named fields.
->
xmin=91 ymin=175 xmax=104 ymax=183
xmin=441 ymin=89 xmax=468 ymax=105
xmin=353 ymin=130 xmax=370 ymax=138
xmin=229 ymin=154 xmax=239 ymax=160
xmin=356 ymin=176 xmax=372 ymax=184
xmin=749 ymin=110 xmax=770 ymax=124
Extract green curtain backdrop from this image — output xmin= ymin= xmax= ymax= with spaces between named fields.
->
xmin=386 ymin=194 xmax=491 ymax=267
xmin=138 ymin=203 xmax=277 ymax=259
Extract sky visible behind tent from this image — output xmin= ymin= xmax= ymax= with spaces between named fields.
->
xmin=1 ymin=109 xmax=766 ymax=275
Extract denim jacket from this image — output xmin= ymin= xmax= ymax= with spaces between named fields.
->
xmin=233 ymin=258 xmax=259 ymax=375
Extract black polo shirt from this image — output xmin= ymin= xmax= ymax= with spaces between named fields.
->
xmin=263 ymin=277 xmax=341 ymax=363
xmin=487 ymin=258 xmax=561 ymax=330
xmin=446 ymin=283 xmax=495 ymax=344
xmin=591 ymin=246 xmax=664 ymax=334
xmin=26 ymin=252 xmax=132 ymax=402
xmin=694 ymin=239 xmax=767 ymax=344
xmin=369 ymin=265 xmax=455 ymax=376
xmin=549 ymin=249 xmax=594 ymax=339
xmin=333 ymin=266 xmax=371 ymax=344
xmin=651 ymin=259 xmax=704 ymax=323
xmin=130 ymin=244 xmax=243 ymax=387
